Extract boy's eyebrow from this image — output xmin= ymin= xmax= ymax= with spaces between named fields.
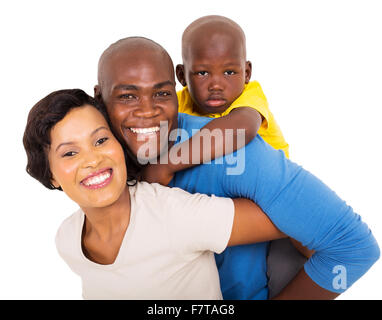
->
xmin=192 ymin=62 xmax=242 ymax=68
xmin=55 ymin=126 xmax=109 ymax=152
xmin=223 ymin=62 xmax=242 ymax=67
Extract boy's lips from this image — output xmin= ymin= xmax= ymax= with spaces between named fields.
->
xmin=80 ymin=168 xmax=113 ymax=189
xmin=205 ymin=98 xmax=227 ymax=108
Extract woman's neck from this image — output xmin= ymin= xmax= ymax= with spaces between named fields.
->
xmin=81 ymin=185 xmax=131 ymax=242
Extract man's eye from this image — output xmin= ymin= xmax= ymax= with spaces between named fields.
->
xmin=62 ymin=151 xmax=76 ymax=157
xmin=224 ymin=70 xmax=236 ymax=75
xmin=196 ymin=71 xmax=208 ymax=76
xmin=119 ymin=94 xmax=135 ymax=100
xmin=95 ymin=137 xmax=108 ymax=146
xmin=155 ymin=91 xmax=171 ymax=97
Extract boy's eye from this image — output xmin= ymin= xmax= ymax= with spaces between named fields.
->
xmin=224 ymin=70 xmax=236 ymax=75
xmin=95 ymin=137 xmax=109 ymax=146
xmin=196 ymin=71 xmax=208 ymax=76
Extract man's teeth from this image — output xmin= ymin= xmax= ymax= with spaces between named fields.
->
xmin=83 ymin=171 xmax=111 ymax=186
xmin=130 ymin=127 xmax=160 ymax=134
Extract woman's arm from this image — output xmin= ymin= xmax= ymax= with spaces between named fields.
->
xmin=228 ymin=198 xmax=286 ymax=246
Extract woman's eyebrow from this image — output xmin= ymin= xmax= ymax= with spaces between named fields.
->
xmin=55 ymin=126 xmax=109 ymax=152
xmin=91 ymin=126 xmax=109 ymax=137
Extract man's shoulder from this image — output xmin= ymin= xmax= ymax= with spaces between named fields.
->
xmin=178 ymin=112 xmax=212 ymax=127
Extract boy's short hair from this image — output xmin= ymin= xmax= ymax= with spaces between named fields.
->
xmin=23 ymin=89 xmax=140 ymax=190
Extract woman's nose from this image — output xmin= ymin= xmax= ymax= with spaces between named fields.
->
xmin=81 ymin=150 xmax=103 ymax=169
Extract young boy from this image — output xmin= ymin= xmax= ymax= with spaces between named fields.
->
xmin=176 ymin=15 xmax=289 ymax=158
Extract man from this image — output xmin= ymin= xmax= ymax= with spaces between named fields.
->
xmin=94 ymin=37 xmax=379 ymax=299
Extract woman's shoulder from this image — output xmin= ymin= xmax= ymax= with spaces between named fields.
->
xmin=55 ymin=208 xmax=83 ymax=249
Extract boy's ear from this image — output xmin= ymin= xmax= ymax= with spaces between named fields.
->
xmin=176 ymin=64 xmax=187 ymax=87
xmin=245 ymin=61 xmax=252 ymax=84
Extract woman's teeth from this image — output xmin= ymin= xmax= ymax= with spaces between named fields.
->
xmin=129 ymin=127 xmax=160 ymax=134
xmin=83 ymin=171 xmax=111 ymax=186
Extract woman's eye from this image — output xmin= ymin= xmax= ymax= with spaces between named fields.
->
xmin=62 ymin=151 xmax=76 ymax=158
xmin=224 ymin=70 xmax=236 ymax=75
xmin=95 ymin=137 xmax=109 ymax=146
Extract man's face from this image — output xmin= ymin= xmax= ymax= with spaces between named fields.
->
xmin=97 ymin=50 xmax=178 ymax=162
xmin=181 ymin=33 xmax=251 ymax=114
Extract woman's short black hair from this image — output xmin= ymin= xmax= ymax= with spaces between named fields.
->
xmin=23 ymin=89 xmax=140 ymax=190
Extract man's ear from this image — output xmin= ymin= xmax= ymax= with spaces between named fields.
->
xmin=94 ymin=85 xmax=102 ymax=100
xmin=245 ymin=61 xmax=252 ymax=84
xmin=176 ymin=64 xmax=187 ymax=87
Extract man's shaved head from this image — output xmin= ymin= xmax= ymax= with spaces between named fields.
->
xmin=181 ymin=15 xmax=247 ymax=63
xmin=97 ymin=37 xmax=175 ymax=91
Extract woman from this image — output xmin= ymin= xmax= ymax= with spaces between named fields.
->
xmin=23 ymin=89 xmax=285 ymax=299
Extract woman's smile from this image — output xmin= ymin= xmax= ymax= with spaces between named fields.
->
xmin=80 ymin=168 xmax=113 ymax=189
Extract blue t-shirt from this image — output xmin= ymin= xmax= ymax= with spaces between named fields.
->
xmin=168 ymin=113 xmax=380 ymax=300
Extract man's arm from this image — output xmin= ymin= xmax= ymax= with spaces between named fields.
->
xmin=142 ymin=107 xmax=262 ymax=185
xmin=272 ymin=268 xmax=339 ymax=300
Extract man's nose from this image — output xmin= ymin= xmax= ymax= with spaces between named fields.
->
xmin=134 ymin=97 xmax=160 ymax=118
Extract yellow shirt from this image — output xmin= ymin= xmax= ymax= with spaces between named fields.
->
xmin=177 ymin=81 xmax=290 ymax=158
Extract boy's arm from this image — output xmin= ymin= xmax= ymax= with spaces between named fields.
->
xmin=142 ymin=107 xmax=262 ymax=185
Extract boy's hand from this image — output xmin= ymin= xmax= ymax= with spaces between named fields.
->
xmin=141 ymin=163 xmax=174 ymax=186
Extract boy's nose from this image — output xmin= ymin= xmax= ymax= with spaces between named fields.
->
xmin=208 ymin=76 xmax=224 ymax=92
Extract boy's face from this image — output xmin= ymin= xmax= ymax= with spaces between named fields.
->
xmin=179 ymin=33 xmax=252 ymax=114
xmin=96 ymin=48 xmax=178 ymax=162
xmin=48 ymin=105 xmax=128 ymax=209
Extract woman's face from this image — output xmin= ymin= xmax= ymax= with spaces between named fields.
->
xmin=47 ymin=105 xmax=128 ymax=209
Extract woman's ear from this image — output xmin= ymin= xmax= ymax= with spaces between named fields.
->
xmin=245 ymin=61 xmax=252 ymax=84
xmin=176 ymin=64 xmax=187 ymax=87
xmin=51 ymin=177 xmax=60 ymax=189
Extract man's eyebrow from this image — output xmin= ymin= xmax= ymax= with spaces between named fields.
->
xmin=113 ymin=84 xmax=139 ymax=91
xmin=55 ymin=126 xmax=109 ymax=152
xmin=153 ymin=80 xmax=175 ymax=89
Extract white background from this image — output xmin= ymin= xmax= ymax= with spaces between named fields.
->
xmin=0 ymin=0 xmax=381 ymax=299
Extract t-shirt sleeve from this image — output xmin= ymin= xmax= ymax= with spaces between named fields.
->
xmin=225 ymin=81 xmax=270 ymax=130
xmin=221 ymin=141 xmax=380 ymax=293
xmin=152 ymin=183 xmax=235 ymax=254
xmin=55 ymin=210 xmax=83 ymax=276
